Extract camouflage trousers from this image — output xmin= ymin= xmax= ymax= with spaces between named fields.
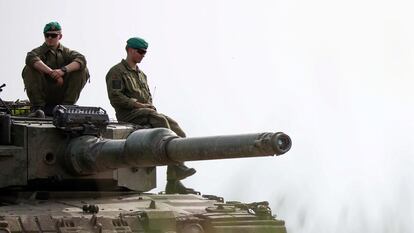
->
xmin=22 ymin=65 xmax=89 ymax=107
xmin=117 ymin=108 xmax=186 ymax=137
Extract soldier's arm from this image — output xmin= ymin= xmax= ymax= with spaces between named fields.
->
xmin=26 ymin=47 xmax=53 ymax=75
xmin=32 ymin=60 xmax=53 ymax=75
xmin=32 ymin=62 xmax=63 ymax=86
xmin=50 ymin=61 xmax=81 ymax=79
xmin=25 ymin=46 xmax=63 ymax=86
xmin=48 ymin=48 xmax=86 ymax=81
xmin=106 ymin=69 xmax=137 ymax=109
xmin=62 ymin=61 xmax=81 ymax=73
xmin=141 ymin=72 xmax=153 ymax=105
xmin=65 ymin=48 xmax=87 ymax=71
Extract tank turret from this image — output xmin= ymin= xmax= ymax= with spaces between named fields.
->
xmin=0 ymin=100 xmax=292 ymax=233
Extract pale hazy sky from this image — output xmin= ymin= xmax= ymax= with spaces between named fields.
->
xmin=1 ymin=1 xmax=414 ymax=232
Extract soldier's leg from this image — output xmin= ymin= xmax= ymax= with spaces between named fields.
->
xmin=163 ymin=115 xmax=186 ymax=137
xmin=62 ymin=68 xmax=89 ymax=105
xmin=147 ymin=112 xmax=171 ymax=129
xmin=124 ymin=116 xmax=148 ymax=125
xmin=165 ymin=180 xmax=198 ymax=194
xmin=162 ymin=116 xmax=196 ymax=193
xmin=167 ymin=163 xmax=196 ymax=180
xmin=144 ymin=113 xmax=196 ymax=193
xmin=147 ymin=112 xmax=195 ymax=179
xmin=22 ymin=66 xmax=47 ymax=108
xmin=116 ymin=108 xmax=150 ymax=125
xmin=123 ymin=111 xmax=196 ymax=190
xmin=161 ymin=114 xmax=196 ymax=185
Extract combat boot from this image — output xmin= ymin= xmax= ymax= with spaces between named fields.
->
xmin=165 ymin=180 xmax=198 ymax=194
xmin=43 ymin=104 xmax=57 ymax=116
xmin=28 ymin=106 xmax=46 ymax=118
xmin=167 ymin=164 xmax=196 ymax=181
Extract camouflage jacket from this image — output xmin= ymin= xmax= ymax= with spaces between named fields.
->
xmin=25 ymin=43 xmax=87 ymax=70
xmin=106 ymin=59 xmax=152 ymax=118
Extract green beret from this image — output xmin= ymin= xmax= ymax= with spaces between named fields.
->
xmin=127 ymin=37 xmax=148 ymax=50
xmin=43 ymin=22 xmax=62 ymax=33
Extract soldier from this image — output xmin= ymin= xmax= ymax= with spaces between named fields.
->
xmin=106 ymin=37 xmax=196 ymax=194
xmin=22 ymin=21 xmax=89 ymax=115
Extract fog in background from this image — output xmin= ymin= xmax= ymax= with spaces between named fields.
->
xmin=1 ymin=0 xmax=414 ymax=232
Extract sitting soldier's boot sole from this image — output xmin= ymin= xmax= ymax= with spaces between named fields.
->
xmin=167 ymin=164 xmax=196 ymax=181
xmin=165 ymin=180 xmax=198 ymax=194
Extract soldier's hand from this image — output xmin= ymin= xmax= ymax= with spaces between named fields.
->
xmin=143 ymin=103 xmax=157 ymax=110
xmin=50 ymin=70 xmax=61 ymax=79
xmin=52 ymin=69 xmax=65 ymax=78
xmin=147 ymin=105 xmax=157 ymax=111
xmin=133 ymin=102 xmax=146 ymax=109
xmin=56 ymin=77 xmax=64 ymax=86
xmin=134 ymin=102 xmax=157 ymax=111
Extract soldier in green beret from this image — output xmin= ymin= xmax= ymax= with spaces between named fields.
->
xmin=22 ymin=21 xmax=89 ymax=115
xmin=106 ymin=37 xmax=196 ymax=194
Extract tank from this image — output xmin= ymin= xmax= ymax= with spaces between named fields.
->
xmin=0 ymin=84 xmax=292 ymax=233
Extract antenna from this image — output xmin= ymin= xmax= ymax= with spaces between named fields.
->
xmin=152 ymin=86 xmax=156 ymax=102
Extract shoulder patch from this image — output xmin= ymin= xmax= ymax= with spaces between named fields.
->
xmin=112 ymin=79 xmax=122 ymax=89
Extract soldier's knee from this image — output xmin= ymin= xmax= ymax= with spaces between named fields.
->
xmin=163 ymin=115 xmax=185 ymax=137
xmin=171 ymin=126 xmax=186 ymax=137
xmin=69 ymin=68 xmax=89 ymax=82
xmin=65 ymin=69 xmax=89 ymax=92
xmin=148 ymin=113 xmax=170 ymax=128
xmin=22 ymin=66 xmax=43 ymax=82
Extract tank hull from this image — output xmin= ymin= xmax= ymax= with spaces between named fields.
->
xmin=0 ymin=192 xmax=287 ymax=233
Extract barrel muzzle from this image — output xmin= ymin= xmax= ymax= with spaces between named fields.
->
xmin=271 ymin=132 xmax=292 ymax=155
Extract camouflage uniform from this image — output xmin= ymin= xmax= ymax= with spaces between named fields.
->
xmin=22 ymin=43 xmax=89 ymax=107
xmin=107 ymin=37 xmax=196 ymax=194
xmin=106 ymin=59 xmax=185 ymax=137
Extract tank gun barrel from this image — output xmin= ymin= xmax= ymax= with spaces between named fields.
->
xmin=166 ymin=132 xmax=291 ymax=162
xmin=65 ymin=128 xmax=291 ymax=175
